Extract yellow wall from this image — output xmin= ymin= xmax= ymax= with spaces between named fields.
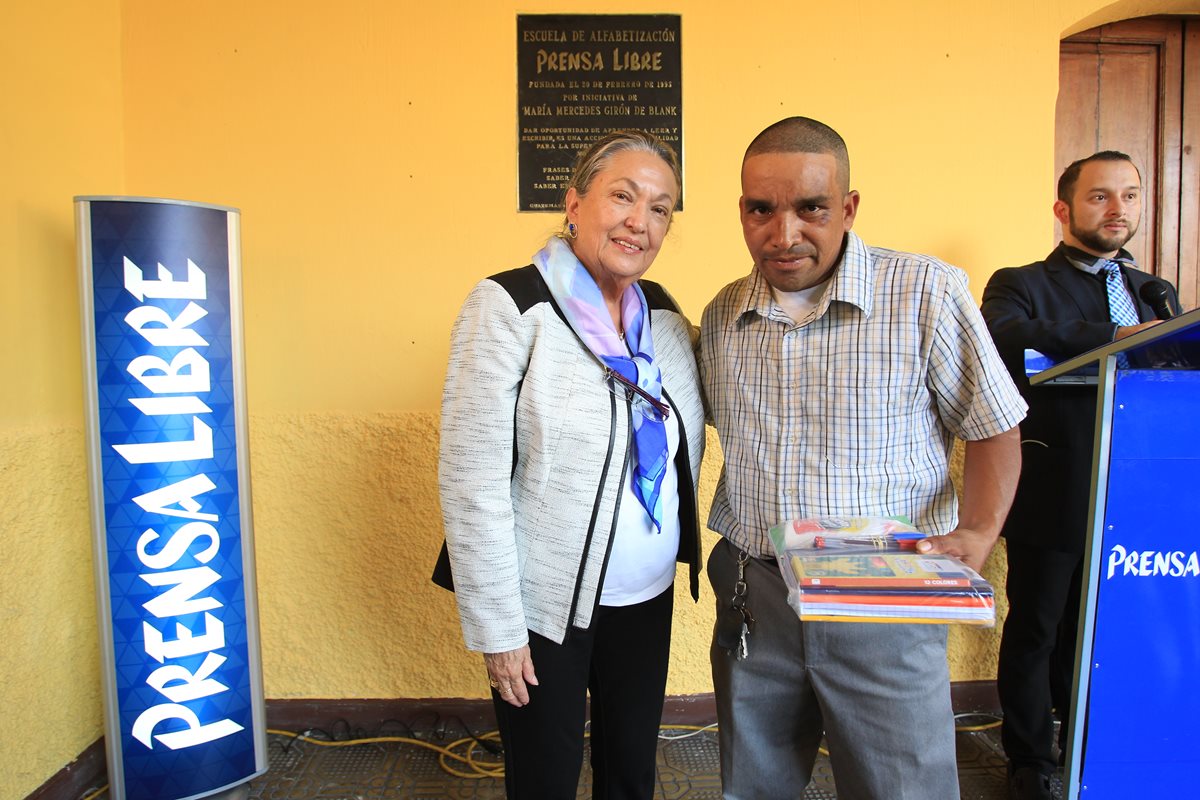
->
xmin=4 ymin=0 xmax=1196 ymax=796
xmin=1 ymin=2 xmax=124 ymax=798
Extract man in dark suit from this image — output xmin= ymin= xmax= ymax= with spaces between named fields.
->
xmin=982 ymin=151 xmax=1182 ymax=800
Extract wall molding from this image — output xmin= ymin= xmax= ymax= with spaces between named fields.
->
xmin=25 ymin=739 xmax=106 ymax=800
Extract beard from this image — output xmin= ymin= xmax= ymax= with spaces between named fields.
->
xmin=1068 ymin=213 xmax=1138 ymax=254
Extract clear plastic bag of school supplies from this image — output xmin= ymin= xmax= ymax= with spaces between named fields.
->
xmin=766 ymin=516 xmax=996 ymax=626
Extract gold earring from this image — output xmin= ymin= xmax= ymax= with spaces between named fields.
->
xmin=566 ymin=222 xmax=578 ymax=239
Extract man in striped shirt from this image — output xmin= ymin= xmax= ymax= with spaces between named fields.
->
xmin=699 ymin=116 xmax=1027 ymax=799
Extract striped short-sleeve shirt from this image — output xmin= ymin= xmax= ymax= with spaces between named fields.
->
xmin=700 ymin=231 xmax=1027 ymax=557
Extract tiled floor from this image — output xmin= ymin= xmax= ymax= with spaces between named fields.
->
xmin=232 ymin=715 xmax=1057 ymax=800
xmin=77 ymin=715 xmax=1067 ymax=799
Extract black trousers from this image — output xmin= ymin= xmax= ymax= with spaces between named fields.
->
xmin=997 ymin=541 xmax=1084 ymax=773
xmin=493 ymin=586 xmax=674 ymax=800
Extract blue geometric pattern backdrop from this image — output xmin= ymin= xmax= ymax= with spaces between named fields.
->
xmin=76 ymin=198 xmax=266 ymax=800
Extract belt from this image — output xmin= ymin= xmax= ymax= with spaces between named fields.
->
xmin=722 ymin=537 xmax=775 ymax=563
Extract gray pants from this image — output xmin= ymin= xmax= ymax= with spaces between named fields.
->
xmin=708 ymin=538 xmax=959 ymax=800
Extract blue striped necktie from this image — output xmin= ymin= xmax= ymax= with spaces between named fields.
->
xmin=1101 ymin=261 xmax=1141 ymax=326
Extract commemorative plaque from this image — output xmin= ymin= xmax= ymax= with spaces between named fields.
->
xmin=517 ymin=14 xmax=683 ymax=212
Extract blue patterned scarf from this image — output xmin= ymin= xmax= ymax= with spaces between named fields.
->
xmin=533 ymin=236 xmax=669 ymax=532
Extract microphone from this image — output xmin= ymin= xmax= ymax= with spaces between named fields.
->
xmin=1138 ymin=281 xmax=1175 ymax=321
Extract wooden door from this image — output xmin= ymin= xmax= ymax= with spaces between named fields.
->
xmin=1057 ymin=17 xmax=1200 ymax=311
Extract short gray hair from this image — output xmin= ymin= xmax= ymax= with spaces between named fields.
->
xmin=564 ymin=129 xmax=681 ymax=213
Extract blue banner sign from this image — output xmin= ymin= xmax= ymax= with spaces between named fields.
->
xmin=76 ymin=198 xmax=266 ymax=800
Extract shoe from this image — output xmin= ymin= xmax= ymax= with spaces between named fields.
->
xmin=1008 ymin=766 xmax=1052 ymax=800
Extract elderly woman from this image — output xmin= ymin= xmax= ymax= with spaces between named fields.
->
xmin=437 ymin=130 xmax=705 ymax=799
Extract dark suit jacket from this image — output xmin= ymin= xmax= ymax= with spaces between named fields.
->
xmin=981 ymin=243 xmax=1181 ymax=552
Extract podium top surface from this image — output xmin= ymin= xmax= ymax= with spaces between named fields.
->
xmin=1030 ymin=307 xmax=1200 ymax=385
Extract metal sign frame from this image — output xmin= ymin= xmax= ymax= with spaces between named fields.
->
xmin=76 ymin=196 xmax=267 ymax=800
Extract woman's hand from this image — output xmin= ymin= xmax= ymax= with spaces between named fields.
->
xmin=484 ymin=646 xmax=539 ymax=707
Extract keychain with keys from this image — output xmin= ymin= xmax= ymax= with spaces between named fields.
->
xmin=716 ymin=549 xmax=755 ymax=660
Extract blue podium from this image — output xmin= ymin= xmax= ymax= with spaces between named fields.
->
xmin=1031 ymin=308 xmax=1200 ymax=799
